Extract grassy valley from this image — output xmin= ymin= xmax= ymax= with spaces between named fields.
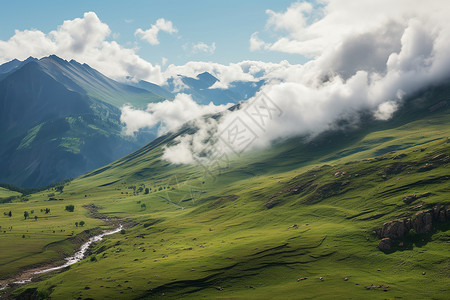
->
xmin=0 ymin=92 xmax=448 ymax=299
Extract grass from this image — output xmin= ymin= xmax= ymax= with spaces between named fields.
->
xmin=0 ymin=188 xmax=20 ymax=199
xmin=1 ymin=91 xmax=449 ymax=299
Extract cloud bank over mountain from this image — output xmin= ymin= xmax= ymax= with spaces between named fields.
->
xmin=120 ymin=94 xmax=230 ymax=136
xmin=159 ymin=0 xmax=450 ymax=164
xmin=1 ymin=1 xmax=449 ymax=165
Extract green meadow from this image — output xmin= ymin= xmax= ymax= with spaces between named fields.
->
xmin=0 ymin=91 xmax=449 ymax=299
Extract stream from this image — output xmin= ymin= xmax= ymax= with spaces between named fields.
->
xmin=0 ymin=225 xmax=122 ymax=291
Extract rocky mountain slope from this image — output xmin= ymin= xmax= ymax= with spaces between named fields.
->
xmin=0 ymin=55 xmax=169 ymax=187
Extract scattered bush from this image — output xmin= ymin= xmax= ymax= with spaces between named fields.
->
xmin=65 ymin=205 xmax=75 ymax=212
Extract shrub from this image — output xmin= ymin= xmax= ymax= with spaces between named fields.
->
xmin=65 ymin=205 xmax=75 ymax=212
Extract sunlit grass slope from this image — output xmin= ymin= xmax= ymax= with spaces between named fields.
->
xmin=1 ymin=84 xmax=449 ymax=299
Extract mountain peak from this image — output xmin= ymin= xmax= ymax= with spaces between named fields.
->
xmin=41 ymin=55 xmax=69 ymax=65
xmin=197 ymin=71 xmax=218 ymax=83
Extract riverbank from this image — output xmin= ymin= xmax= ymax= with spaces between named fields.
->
xmin=0 ymin=225 xmax=122 ymax=298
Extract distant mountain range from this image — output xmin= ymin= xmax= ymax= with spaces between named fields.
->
xmin=0 ymin=56 xmax=265 ymax=188
xmin=165 ymin=72 xmax=264 ymax=105
xmin=0 ymin=55 xmax=171 ymax=188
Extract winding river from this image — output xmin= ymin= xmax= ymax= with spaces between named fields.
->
xmin=0 ymin=225 xmax=122 ymax=291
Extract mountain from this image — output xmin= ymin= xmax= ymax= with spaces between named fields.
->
xmin=0 ymin=57 xmax=37 ymax=81
xmin=3 ymin=81 xmax=449 ymax=299
xmin=166 ymin=72 xmax=265 ymax=105
xmin=0 ymin=55 xmax=169 ymax=188
xmin=126 ymin=78 xmax=174 ymax=100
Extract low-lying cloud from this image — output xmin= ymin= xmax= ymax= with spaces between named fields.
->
xmin=160 ymin=0 xmax=450 ymax=164
xmin=120 ymin=93 xmax=231 ymax=136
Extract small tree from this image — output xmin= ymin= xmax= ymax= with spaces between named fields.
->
xmin=65 ymin=205 xmax=75 ymax=212
xmin=75 ymin=222 xmax=79 ymax=227
xmin=34 ymin=215 xmax=38 ymax=221
xmin=8 ymin=211 xmax=12 ymax=217
xmin=24 ymin=211 xmax=29 ymax=220
xmin=55 ymin=185 xmax=64 ymax=193
xmin=144 ymin=188 xmax=149 ymax=194
xmin=141 ymin=203 xmax=146 ymax=210
xmin=79 ymin=220 xmax=85 ymax=227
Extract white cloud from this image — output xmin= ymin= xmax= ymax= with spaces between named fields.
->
xmin=163 ymin=61 xmax=259 ymax=88
xmin=374 ymin=101 xmax=399 ymax=121
xmin=252 ymin=0 xmax=448 ymax=58
xmin=0 ymin=12 xmax=165 ymax=84
xmin=120 ymin=93 xmax=231 ymax=136
xmin=191 ymin=42 xmax=216 ymax=55
xmin=135 ymin=18 xmax=177 ymax=45
xmin=249 ymin=32 xmax=265 ymax=51
xmin=161 ymin=0 xmax=450 ymax=164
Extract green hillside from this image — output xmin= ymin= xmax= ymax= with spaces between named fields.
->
xmin=0 ymin=188 xmax=20 ymax=200
xmin=1 ymin=86 xmax=449 ymax=299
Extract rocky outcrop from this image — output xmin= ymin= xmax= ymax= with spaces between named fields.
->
xmin=412 ymin=209 xmax=433 ymax=234
xmin=376 ymin=205 xmax=449 ymax=250
xmin=378 ymin=238 xmax=392 ymax=250
xmin=379 ymin=219 xmax=410 ymax=239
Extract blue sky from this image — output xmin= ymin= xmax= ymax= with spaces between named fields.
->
xmin=0 ymin=0 xmax=307 ymax=66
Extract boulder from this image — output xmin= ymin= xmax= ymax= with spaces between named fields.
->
xmin=433 ymin=206 xmax=442 ymax=221
xmin=378 ymin=238 xmax=392 ymax=251
xmin=412 ymin=209 xmax=433 ymax=234
xmin=379 ymin=219 xmax=410 ymax=239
